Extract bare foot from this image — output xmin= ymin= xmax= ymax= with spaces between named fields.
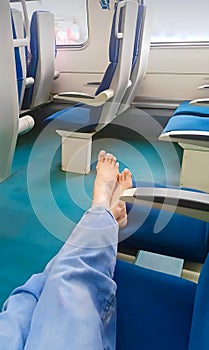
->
xmin=110 ymin=168 xmax=133 ymax=228
xmin=92 ymin=150 xmax=119 ymax=209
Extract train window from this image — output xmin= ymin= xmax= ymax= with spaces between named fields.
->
xmin=147 ymin=0 xmax=209 ymax=45
xmin=12 ymin=0 xmax=89 ymax=47
xmin=41 ymin=0 xmax=89 ymax=47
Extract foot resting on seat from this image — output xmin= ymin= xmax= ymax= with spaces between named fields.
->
xmin=93 ymin=150 xmax=133 ymax=228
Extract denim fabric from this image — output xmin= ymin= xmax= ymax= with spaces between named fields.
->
xmin=0 ymin=207 xmax=118 ymax=350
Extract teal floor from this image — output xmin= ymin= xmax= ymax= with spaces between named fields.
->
xmin=0 ymin=125 xmax=182 ymax=307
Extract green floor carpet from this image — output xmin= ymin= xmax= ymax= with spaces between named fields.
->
xmin=0 ymin=125 xmax=182 ymax=307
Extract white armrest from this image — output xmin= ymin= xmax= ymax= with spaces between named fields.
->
xmin=53 ymin=89 xmax=114 ymax=107
xmin=84 ymin=82 xmax=101 ymax=87
xmin=159 ymin=130 xmax=209 ymax=149
xmin=120 ymin=187 xmax=209 ymax=222
xmin=127 ymin=79 xmax=132 ymax=88
xmin=198 ymin=84 xmax=209 ymax=89
xmin=190 ymin=98 xmax=209 ymax=106
xmin=25 ymin=77 xmax=34 ymax=88
xmin=54 ymin=70 xmax=60 ymax=80
xmin=18 ymin=115 xmax=35 ymax=136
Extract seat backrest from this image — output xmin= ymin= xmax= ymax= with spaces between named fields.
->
xmin=11 ymin=8 xmax=27 ymax=108
xmin=91 ymin=0 xmax=139 ymax=131
xmin=0 ymin=0 xmax=19 ymax=182
xmin=118 ymin=3 xmax=150 ymax=114
xmin=114 ymin=259 xmax=196 ymax=350
xmin=23 ymin=11 xmax=56 ymax=109
xmin=188 ymin=252 xmax=209 ymax=350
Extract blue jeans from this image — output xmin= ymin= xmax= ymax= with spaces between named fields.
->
xmin=0 ymin=207 xmax=119 ymax=350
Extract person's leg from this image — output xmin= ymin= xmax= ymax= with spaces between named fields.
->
xmin=24 ymin=151 xmax=124 ymax=350
xmin=0 ymin=259 xmax=54 ymax=350
xmin=0 ymin=151 xmax=132 ymax=350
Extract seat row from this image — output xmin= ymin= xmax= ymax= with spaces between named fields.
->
xmin=9 ymin=0 xmax=209 ymax=265
xmin=11 ymin=8 xmax=56 ymax=110
xmin=3 ymin=2 xmax=209 ymax=348
xmin=10 ymin=0 xmax=209 ymax=264
xmin=0 ymin=0 xmax=58 ymax=182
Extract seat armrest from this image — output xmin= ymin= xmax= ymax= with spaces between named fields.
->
xmin=18 ymin=115 xmax=35 ymax=136
xmin=53 ymin=89 xmax=114 ymax=107
xmin=54 ymin=70 xmax=60 ymax=80
xmin=190 ymin=98 xmax=209 ymax=107
xmin=120 ymin=187 xmax=209 ymax=222
xmin=84 ymin=82 xmax=101 ymax=87
xmin=25 ymin=77 xmax=34 ymax=88
xmin=198 ymin=84 xmax=209 ymax=90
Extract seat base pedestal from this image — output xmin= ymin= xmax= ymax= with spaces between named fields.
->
xmin=56 ymin=130 xmax=95 ymax=174
xmin=180 ymin=143 xmax=209 ymax=192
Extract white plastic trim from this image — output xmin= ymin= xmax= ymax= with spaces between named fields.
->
xmin=12 ymin=0 xmax=29 ymax=48
xmin=159 ymin=130 xmax=209 ymax=149
xmin=120 ymin=187 xmax=209 ymax=222
xmin=53 ymin=89 xmax=114 ymax=107
xmin=198 ymin=84 xmax=209 ymax=89
xmin=115 ymin=0 xmax=126 ymax=39
xmin=0 ymin=0 xmax=19 ymax=182
xmin=25 ymin=77 xmax=34 ymax=88
xmin=18 ymin=115 xmax=35 ymax=135
xmin=190 ymin=98 xmax=209 ymax=106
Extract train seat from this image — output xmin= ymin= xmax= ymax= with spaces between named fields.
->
xmin=173 ymin=100 xmax=209 ymax=117
xmin=0 ymin=1 xmax=35 ymax=182
xmin=118 ymin=179 xmax=209 ymax=264
xmin=11 ymin=8 xmax=27 ymax=108
xmin=45 ymin=0 xmax=140 ymax=174
xmin=118 ymin=3 xmax=150 ymax=114
xmin=22 ymin=11 xmax=56 ymax=109
xmin=11 ymin=8 xmax=35 ymax=135
xmin=119 ymin=197 xmax=209 ymax=263
xmin=114 ymin=253 xmax=209 ymax=350
xmin=159 ymin=111 xmax=209 ymax=193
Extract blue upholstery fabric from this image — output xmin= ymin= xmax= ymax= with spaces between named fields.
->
xmin=188 ymin=253 xmax=209 ymax=350
xmin=120 ymin=204 xmax=209 ymax=262
xmin=162 ymin=115 xmax=209 ymax=133
xmin=45 ymin=1 xmax=124 ymax=131
xmin=120 ymin=182 xmax=209 ymax=263
xmin=23 ymin=11 xmax=56 ymax=109
xmin=46 ymin=1 xmax=145 ymax=131
xmin=11 ymin=12 xmax=23 ymax=106
xmin=96 ymin=3 xmax=144 ymax=96
xmin=114 ymin=259 xmax=196 ymax=350
xmin=22 ymin=12 xmax=39 ymax=108
xmin=45 ymin=105 xmax=100 ymax=132
xmin=174 ymin=100 xmax=209 ymax=117
xmin=95 ymin=1 xmax=121 ymax=96
xmin=132 ymin=5 xmax=144 ymax=69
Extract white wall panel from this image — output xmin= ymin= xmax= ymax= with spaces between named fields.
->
xmin=136 ymin=46 xmax=209 ymax=102
xmin=53 ymin=1 xmax=113 ymax=93
xmin=52 ymin=1 xmax=209 ymax=103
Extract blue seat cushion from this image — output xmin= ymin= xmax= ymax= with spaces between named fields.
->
xmin=114 ymin=259 xmax=196 ymax=350
xmin=120 ymin=182 xmax=209 ymax=262
xmin=174 ymin=101 xmax=209 ymax=117
xmin=188 ymin=253 xmax=209 ymax=349
xmin=44 ymin=105 xmax=99 ymax=132
xmin=162 ymin=115 xmax=209 ymax=134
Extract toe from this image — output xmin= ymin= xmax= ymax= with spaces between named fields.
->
xmin=124 ymin=168 xmax=132 ymax=179
xmin=106 ymin=153 xmax=113 ymax=163
xmin=98 ymin=150 xmax=106 ymax=162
